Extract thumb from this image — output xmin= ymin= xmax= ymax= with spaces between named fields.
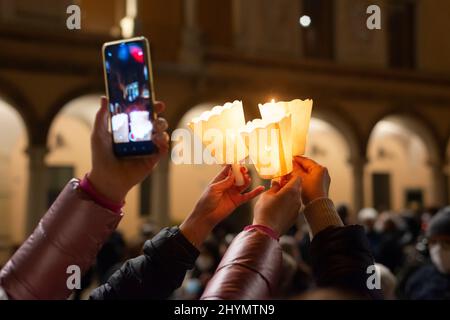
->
xmin=268 ymin=179 xmax=282 ymax=193
xmin=211 ymin=168 xmax=235 ymax=191
xmin=279 ymin=175 xmax=301 ymax=195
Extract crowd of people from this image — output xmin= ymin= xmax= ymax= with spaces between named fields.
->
xmin=171 ymin=203 xmax=450 ymax=300
xmin=0 ymin=97 xmax=448 ymax=300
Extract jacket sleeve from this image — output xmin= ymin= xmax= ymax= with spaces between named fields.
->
xmin=310 ymin=225 xmax=383 ymax=299
xmin=201 ymin=229 xmax=282 ymax=300
xmin=302 ymin=198 xmax=382 ymax=299
xmin=0 ymin=179 xmax=122 ymax=300
xmin=89 ymin=226 xmax=199 ymax=300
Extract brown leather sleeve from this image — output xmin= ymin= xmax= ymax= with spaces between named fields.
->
xmin=201 ymin=229 xmax=282 ymax=300
xmin=0 ymin=179 xmax=122 ymax=300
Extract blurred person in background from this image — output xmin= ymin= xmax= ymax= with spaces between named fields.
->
xmin=218 ymin=233 xmax=235 ymax=257
xmin=126 ymin=220 xmax=159 ymax=259
xmin=278 ymin=235 xmax=313 ymax=297
xmin=190 ymin=236 xmax=221 ymax=297
xmin=399 ymin=208 xmax=422 ymax=246
xmin=95 ymin=230 xmax=127 ymax=285
xmin=358 ymin=207 xmax=381 ymax=258
xmin=174 ymin=271 xmax=203 ymax=300
xmin=375 ymin=263 xmax=397 ymax=300
xmin=375 ymin=212 xmax=406 ymax=274
xmin=404 ymin=207 xmax=450 ymax=299
xmin=337 ymin=204 xmax=352 ymax=225
xmin=296 ymin=215 xmax=312 ymax=266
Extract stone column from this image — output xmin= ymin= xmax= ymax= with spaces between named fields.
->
xmin=150 ymin=156 xmax=170 ymax=228
xmin=349 ymin=156 xmax=366 ymax=213
xmin=179 ymin=0 xmax=203 ymax=68
xmin=429 ymin=159 xmax=447 ymax=207
xmin=26 ymin=145 xmax=49 ymax=235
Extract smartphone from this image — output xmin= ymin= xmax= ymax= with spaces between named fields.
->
xmin=102 ymin=37 xmax=157 ymax=157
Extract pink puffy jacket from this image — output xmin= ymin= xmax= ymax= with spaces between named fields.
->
xmin=0 ymin=179 xmax=122 ymax=300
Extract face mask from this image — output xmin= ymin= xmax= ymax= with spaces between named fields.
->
xmin=430 ymin=243 xmax=450 ymax=274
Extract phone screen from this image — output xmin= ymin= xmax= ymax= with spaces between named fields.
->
xmin=103 ymin=38 xmax=156 ymax=156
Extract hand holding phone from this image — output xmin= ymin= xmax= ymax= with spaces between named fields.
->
xmin=87 ymin=96 xmax=169 ymax=204
xmin=103 ymin=37 xmax=158 ymax=157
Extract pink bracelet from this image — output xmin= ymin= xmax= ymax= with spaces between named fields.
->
xmin=244 ymin=224 xmax=279 ymax=241
xmin=79 ymin=174 xmax=124 ymax=214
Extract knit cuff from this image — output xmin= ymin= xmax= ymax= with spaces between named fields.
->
xmin=303 ymin=198 xmax=343 ymax=237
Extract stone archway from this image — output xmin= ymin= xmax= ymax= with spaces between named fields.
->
xmin=366 ymin=114 xmax=443 ymax=211
xmin=311 ymin=107 xmax=364 ymax=212
xmin=0 ymin=97 xmax=29 ymax=261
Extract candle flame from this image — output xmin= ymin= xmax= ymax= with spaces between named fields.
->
xmin=271 ymin=99 xmax=275 ymax=103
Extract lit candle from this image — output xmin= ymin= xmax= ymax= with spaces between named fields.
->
xmin=240 ymin=113 xmax=293 ymax=179
xmin=188 ymin=101 xmax=247 ymax=186
xmin=259 ymin=99 xmax=313 ymax=156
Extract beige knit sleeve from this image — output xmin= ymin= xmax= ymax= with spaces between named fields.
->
xmin=303 ymin=198 xmax=344 ymax=237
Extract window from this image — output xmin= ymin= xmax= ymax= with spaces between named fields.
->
xmin=301 ymin=0 xmax=335 ymax=60
xmin=387 ymin=0 xmax=416 ymax=69
xmin=372 ymin=172 xmax=391 ymax=211
xmin=405 ymin=188 xmax=423 ymax=210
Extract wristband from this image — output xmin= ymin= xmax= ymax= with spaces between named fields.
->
xmin=79 ymin=174 xmax=124 ymax=214
xmin=244 ymin=224 xmax=279 ymax=241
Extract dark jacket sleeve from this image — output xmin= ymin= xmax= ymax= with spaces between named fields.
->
xmin=201 ymin=229 xmax=282 ymax=300
xmin=309 ymin=225 xmax=383 ymax=299
xmin=89 ymin=226 xmax=199 ymax=300
xmin=0 ymin=179 xmax=122 ymax=300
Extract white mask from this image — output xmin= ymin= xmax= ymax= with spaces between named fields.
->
xmin=430 ymin=243 xmax=450 ymax=274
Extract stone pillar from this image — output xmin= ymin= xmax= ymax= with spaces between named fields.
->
xmin=26 ymin=145 xmax=49 ymax=235
xmin=349 ymin=156 xmax=366 ymax=213
xmin=429 ymin=159 xmax=447 ymax=207
xmin=150 ymin=156 xmax=170 ymax=228
xmin=179 ymin=0 xmax=203 ymax=68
